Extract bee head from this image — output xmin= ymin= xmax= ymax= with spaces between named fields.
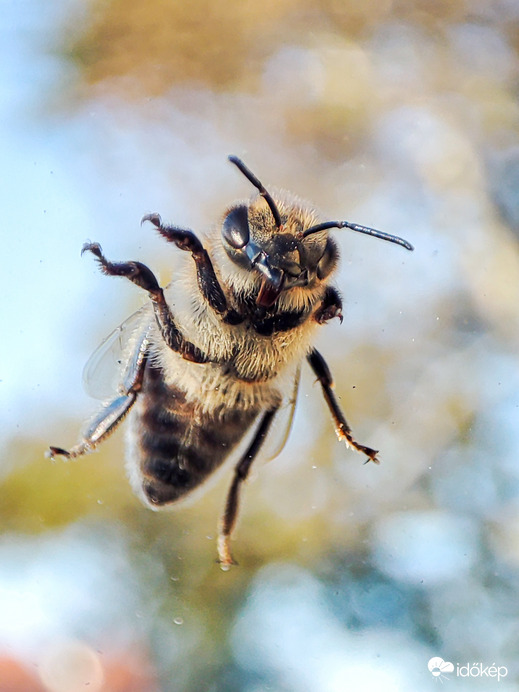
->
xmin=222 ymin=156 xmax=337 ymax=308
xmin=222 ymin=156 xmax=414 ymax=308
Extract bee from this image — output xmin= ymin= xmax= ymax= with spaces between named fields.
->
xmin=48 ymin=155 xmax=413 ymax=568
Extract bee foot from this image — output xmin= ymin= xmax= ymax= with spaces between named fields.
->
xmin=315 ymin=304 xmax=343 ymax=324
xmin=46 ymin=442 xmax=94 ymax=460
xmin=363 ymin=449 xmax=380 ymax=465
xmin=141 ymin=212 xmax=162 ymax=228
xmin=46 ymin=446 xmax=70 ymax=459
xmin=336 ymin=428 xmax=380 ymax=464
xmin=81 ymin=241 xmax=103 ymax=259
xmin=217 ymin=535 xmax=238 ymax=570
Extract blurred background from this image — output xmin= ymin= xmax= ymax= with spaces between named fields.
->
xmin=2 ymin=0 xmax=519 ymax=689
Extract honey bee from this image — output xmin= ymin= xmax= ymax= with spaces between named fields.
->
xmin=48 ymin=155 xmax=413 ymax=568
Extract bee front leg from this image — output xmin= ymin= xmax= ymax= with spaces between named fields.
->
xmin=83 ymin=242 xmax=209 ymax=363
xmin=307 ymin=348 xmax=380 ymax=464
xmin=218 ymin=408 xmax=278 ymax=569
xmin=143 ymin=214 xmax=243 ymax=325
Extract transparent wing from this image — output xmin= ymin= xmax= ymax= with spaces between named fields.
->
xmin=262 ymin=363 xmax=301 ymax=462
xmin=82 ymin=307 xmax=151 ymax=400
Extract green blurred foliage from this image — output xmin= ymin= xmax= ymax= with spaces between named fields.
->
xmin=0 ymin=435 xmax=133 ymax=532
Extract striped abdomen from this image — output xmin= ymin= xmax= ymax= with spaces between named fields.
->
xmin=127 ymin=362 xmax=258 ymax=507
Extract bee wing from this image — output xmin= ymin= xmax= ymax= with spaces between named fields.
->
xmin=262 ymin=363 xmax=301 ymax=462
xmin=82 ymin=307 xmax=151 ymax=400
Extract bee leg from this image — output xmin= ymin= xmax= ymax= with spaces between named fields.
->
xmin=314 ymin=286 xmax=343 ymax=324
xmin=142 ymin=214 xmax=243 ymax=325
xmin=48 ymin=339 xmax=149 ymax=460
xmin=217 ymin=408 xmax=278 ymax=569
xmin=47 ymin=391 xmax=137 ymax=460
xmin=307 ymin=348 xmax=380 ymax=464
xmin=82 ymin=242 xmax=209 ymax=364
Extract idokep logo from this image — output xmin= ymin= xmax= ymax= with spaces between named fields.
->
xmin=428 ymin=657 xmax=508 ymax=682
xmin=428 ymin=657 xmax=454 ymax=680
xmin=456 ymin=662 xmax=508 ymax=681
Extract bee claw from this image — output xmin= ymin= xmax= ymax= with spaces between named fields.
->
xmin=217 ymin=535 xmax=238 ymax=570
xmin=315 ymin=304 xmax=343 ymax=325
xmin=141 ymin=212 xmax=162 ymax=228
xmin=217 ymin=556 xmax=237 ymax=570
xmin=46 ymin=446 xmax=70 ymax=459
xmin=336 ymin=426 xmax=380 ymax=464
xmin=81 ymin=241 xmax=103 ymax=259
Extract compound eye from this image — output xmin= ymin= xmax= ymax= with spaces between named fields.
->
xmin=222 ymin=205 xmax=250 ymax=249
xmin=316 ymin=236 xmax=339 ymax=280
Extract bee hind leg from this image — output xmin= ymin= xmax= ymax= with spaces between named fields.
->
xmin=307 ymin=348 xmax=380 ymax=464
xmin=218 ymin=408 xmax=278 ymax=570
xmin=47 ymin=392 xmax=137 ymax=460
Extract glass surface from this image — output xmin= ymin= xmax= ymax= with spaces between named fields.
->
xmin=1 ymin=1 xmax=519 ymax=689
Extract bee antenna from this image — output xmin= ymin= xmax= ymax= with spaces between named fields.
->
xmin=228 ymin=155 xmax=283 ymax=229
xmin=303 ymin=221 xmax=414 ymax=251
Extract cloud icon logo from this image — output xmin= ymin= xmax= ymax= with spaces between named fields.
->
xmin=428 ymin=657 xmax=454 ymax=677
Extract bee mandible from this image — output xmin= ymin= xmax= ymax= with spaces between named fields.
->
xmin=48 ymin=155 xmax=413 ymax=568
